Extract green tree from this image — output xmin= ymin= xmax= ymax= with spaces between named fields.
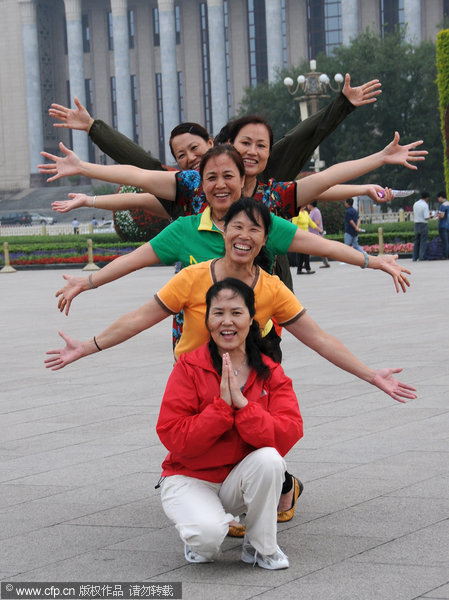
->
xmin=436 ymin=29 xmax=449 ymax=198
xmin=239 ymin=30 xmax=444 ymax=209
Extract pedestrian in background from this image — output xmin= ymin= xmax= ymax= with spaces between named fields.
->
xmin=412 ymin=191 xmax=430 ymax=261
xmin=437 ymin=190 xmax=449 ymax=259
xmin=308 ymin=201 xmax=330 ymax=268
xmin=72 ymin=217 xmax=79 ymax=235
xmin=344 ymin=198 xmax=363 ymax=252
xmin=292 ymin=205 xmax=322 ymax=275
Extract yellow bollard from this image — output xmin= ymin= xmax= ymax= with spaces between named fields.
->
xmin=1 ymin=242 xmax=17 ymax=273
xmin=398 ymin=208 xmax=405 ymax=222
xmin=82 ymin=238 xmax=100 ymax=271
xmin=378 ymin=227 xmax=384 ymax=255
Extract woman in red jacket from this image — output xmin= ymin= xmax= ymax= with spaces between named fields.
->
xmin=156 ymin=277 xmax=303 ymax=569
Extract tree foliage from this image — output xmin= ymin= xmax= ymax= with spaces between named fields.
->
xmin=436 ymin=29 xmax=449 ymax=199
xmin=238 ymin=30 xmax=444 ymax=209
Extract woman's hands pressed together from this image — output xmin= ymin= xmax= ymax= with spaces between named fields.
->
xmin=220 ymin=353 xmax=248 ymax=410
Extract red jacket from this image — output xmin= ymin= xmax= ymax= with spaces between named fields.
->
xmin=156 ymin=344 xmax=303 ymax=483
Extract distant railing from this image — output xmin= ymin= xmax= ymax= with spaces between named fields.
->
xmin=0 ymin=223 xmax=115 ymax=236
xmin=359 ymin=210 xmax=413 ymax=224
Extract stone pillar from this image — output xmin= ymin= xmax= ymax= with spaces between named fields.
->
xmin=265 ymin=0 xmax=283 ymax=82
xmin=341 ymin=0 xmax=359 ymax=46
xmin=64 ymin=0 xmax=89 ymax=160
xmin=158 ymin=0 xmax=179 ymax=162
xmin=111 ymin=0 xmax=133 ymax=138
xmin=19 ymin=0 xmax=44 ymax=177
xmin=404 ymin=0 xmax=422 ymax=43
xmin=207 ymin=0 xmax=228 ymax=134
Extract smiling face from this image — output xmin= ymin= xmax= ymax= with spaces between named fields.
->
xmin=232 ymin=123 xmax=271 ymax=179
xmin=170 ymin=133 xmax=213 ymax=171
xmin=207 ymin=289 xmax=252 ymax=355
xmin=202 ymin=154 xmax=245 ymax=220
xmin=223 ymin=209 xmax=268 ymax=266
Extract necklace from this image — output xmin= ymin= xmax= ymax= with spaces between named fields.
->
xmin=232 ymin=358 xmax=247 ymax=376
xmin=211 ymin=217 xmax=224 ymax=233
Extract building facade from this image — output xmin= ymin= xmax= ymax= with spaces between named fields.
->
xmin=0 ymin=0 xmax=448 ymax=191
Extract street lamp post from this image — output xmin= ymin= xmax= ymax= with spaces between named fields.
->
xmin=284 ymin=59 xmax=344 ymax=171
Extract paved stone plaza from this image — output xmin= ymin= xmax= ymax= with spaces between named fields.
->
xmin=1 ymin=260 xmax=448 ymax=599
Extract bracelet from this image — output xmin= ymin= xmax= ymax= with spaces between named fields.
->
xmin=88 ymin=273 xmax=96 ymax=289
xmin=93 ymin=336 xmax=102 ymax=351
xmin=361 ymin=250 xmax=369 ymax=269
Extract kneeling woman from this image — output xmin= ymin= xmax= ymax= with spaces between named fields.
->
xmin=156 ymin=278 xmax=303 ymax=569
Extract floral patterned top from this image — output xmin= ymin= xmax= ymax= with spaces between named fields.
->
xmin=175 ymin=171 xmax=298 ymax=219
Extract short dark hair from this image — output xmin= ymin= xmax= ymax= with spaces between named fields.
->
xmin=169 ymin=122 xmax=211 ymax=158
xmin=226 ymin=115 xmax=274 ymax=150
xmin=421 ymin=191 xmax=430 ymax=199
xmin=205 ymin=278 xmax=271 ymax=379
xmin=223 ymin=196 xmax=271 ymax=236
xmin=437 ymin=190 xmax=447 ymax=198
xmin=223 ymin=197 xmax=271 ymax=273
xmin=345 ymin=198 xmax=354 ymax=206
xmin=199 ymin=144 xmax=245 ymax=179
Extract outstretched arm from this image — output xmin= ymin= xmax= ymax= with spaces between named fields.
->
xmin=265 ymin=75 xmax=381 ymax=180
xmin=311 ymin=184 xmax=395 ymax=205
xmin=296 ymin=132 xmax=427 ymax=206
xmin=49 ymin=97 xmax=163 ymax=170
xmin=52 ymin=192 xmax=171 ymax=219
xmin=287 ymin=229 xmax=410 ymax=293
xmin=55 ymin=243 xmax=161 ymax=316
xmin=49 ymin=97 xmax=94 ymax=132
xmin=45 ymin=297 xmax=169 ymax=370
xmin=286 ymin=313 xmax=417 ymax=403
xmin=39 ymin=143 xmax=177 ymax=200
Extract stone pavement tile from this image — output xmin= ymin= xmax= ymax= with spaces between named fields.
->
xmin=422 ymin=583 xmax=449 ymax=598
xmin=281 ymin=458 xmax=361 ymax=484
xmin=299 ymin=496 xmax=449 ymax=539
xmin=169 ymin=582 xmax=270 ymax=600
xmin=387 ymin=473 xmax=449 ymax=500
xmin=0 ymin=525 xmax=150 ymax=574
xmin=252 ymin=563 xmax=449 ymax=600
xmin=327 ymin=450 xmax=449 ymax=487
xmin=0 ymin=483 xmax=75 ymax=510
xmin=7 ymin=446 xmax=164 ymax=487
xmin=351 ymin=519 xmax=449 ymax=566
xmin=66 ymin=497 xmax=172 ymax=529
xmin=0 ymin=496 xmax=154 ymax=540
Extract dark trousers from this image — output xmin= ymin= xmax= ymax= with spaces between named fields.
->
xmin=296 ymin=253 xmax=311 ymax=272
xmin=413 ymin=223 xmax=428 ymax=261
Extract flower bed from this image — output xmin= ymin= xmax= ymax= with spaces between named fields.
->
xmin=11 ymin=254 xmax=121 ymax=266
xmin=362 ymin=242 xmax=414 ymax=254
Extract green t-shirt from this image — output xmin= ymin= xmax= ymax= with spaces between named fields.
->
xmin=150 ymin=207 xmax=297 ymax=269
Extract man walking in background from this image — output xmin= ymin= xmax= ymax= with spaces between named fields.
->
xmin=413 ymin=191 xmax=430 ymax=261
xmin=437 ymin=191 xmax=449 ymax=259
xmin=344 ymin=198 xmax=363 ymax=252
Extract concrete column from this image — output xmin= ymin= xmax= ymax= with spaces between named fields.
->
xmin=63 ymin=0 xmax=89 ymax=160
xmin=111 ymin=0 xmax=133 ymax=138
xmin=207 ymin=0 xmax=228 ymax=134
xmin=265 ymin=0 xmax=283 ymax=82
xmin=404 ymin=0 xmax=422 ymax=43
xmin=18 ymin=0 xmax=44 ymax=177
xmin=158 ymin=0 xmax=179 ymax=162
xmin=341 ymin=0 xmax=359 ymax=46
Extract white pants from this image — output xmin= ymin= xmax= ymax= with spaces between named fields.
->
xmin=160 ymin=447 xmax=286 ymax=559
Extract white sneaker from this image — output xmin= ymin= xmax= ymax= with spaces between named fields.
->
xmin=184 ymin=543 xmax=213 ymax=564
xmin=241 ymin=537 xmax=289 ymax=570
